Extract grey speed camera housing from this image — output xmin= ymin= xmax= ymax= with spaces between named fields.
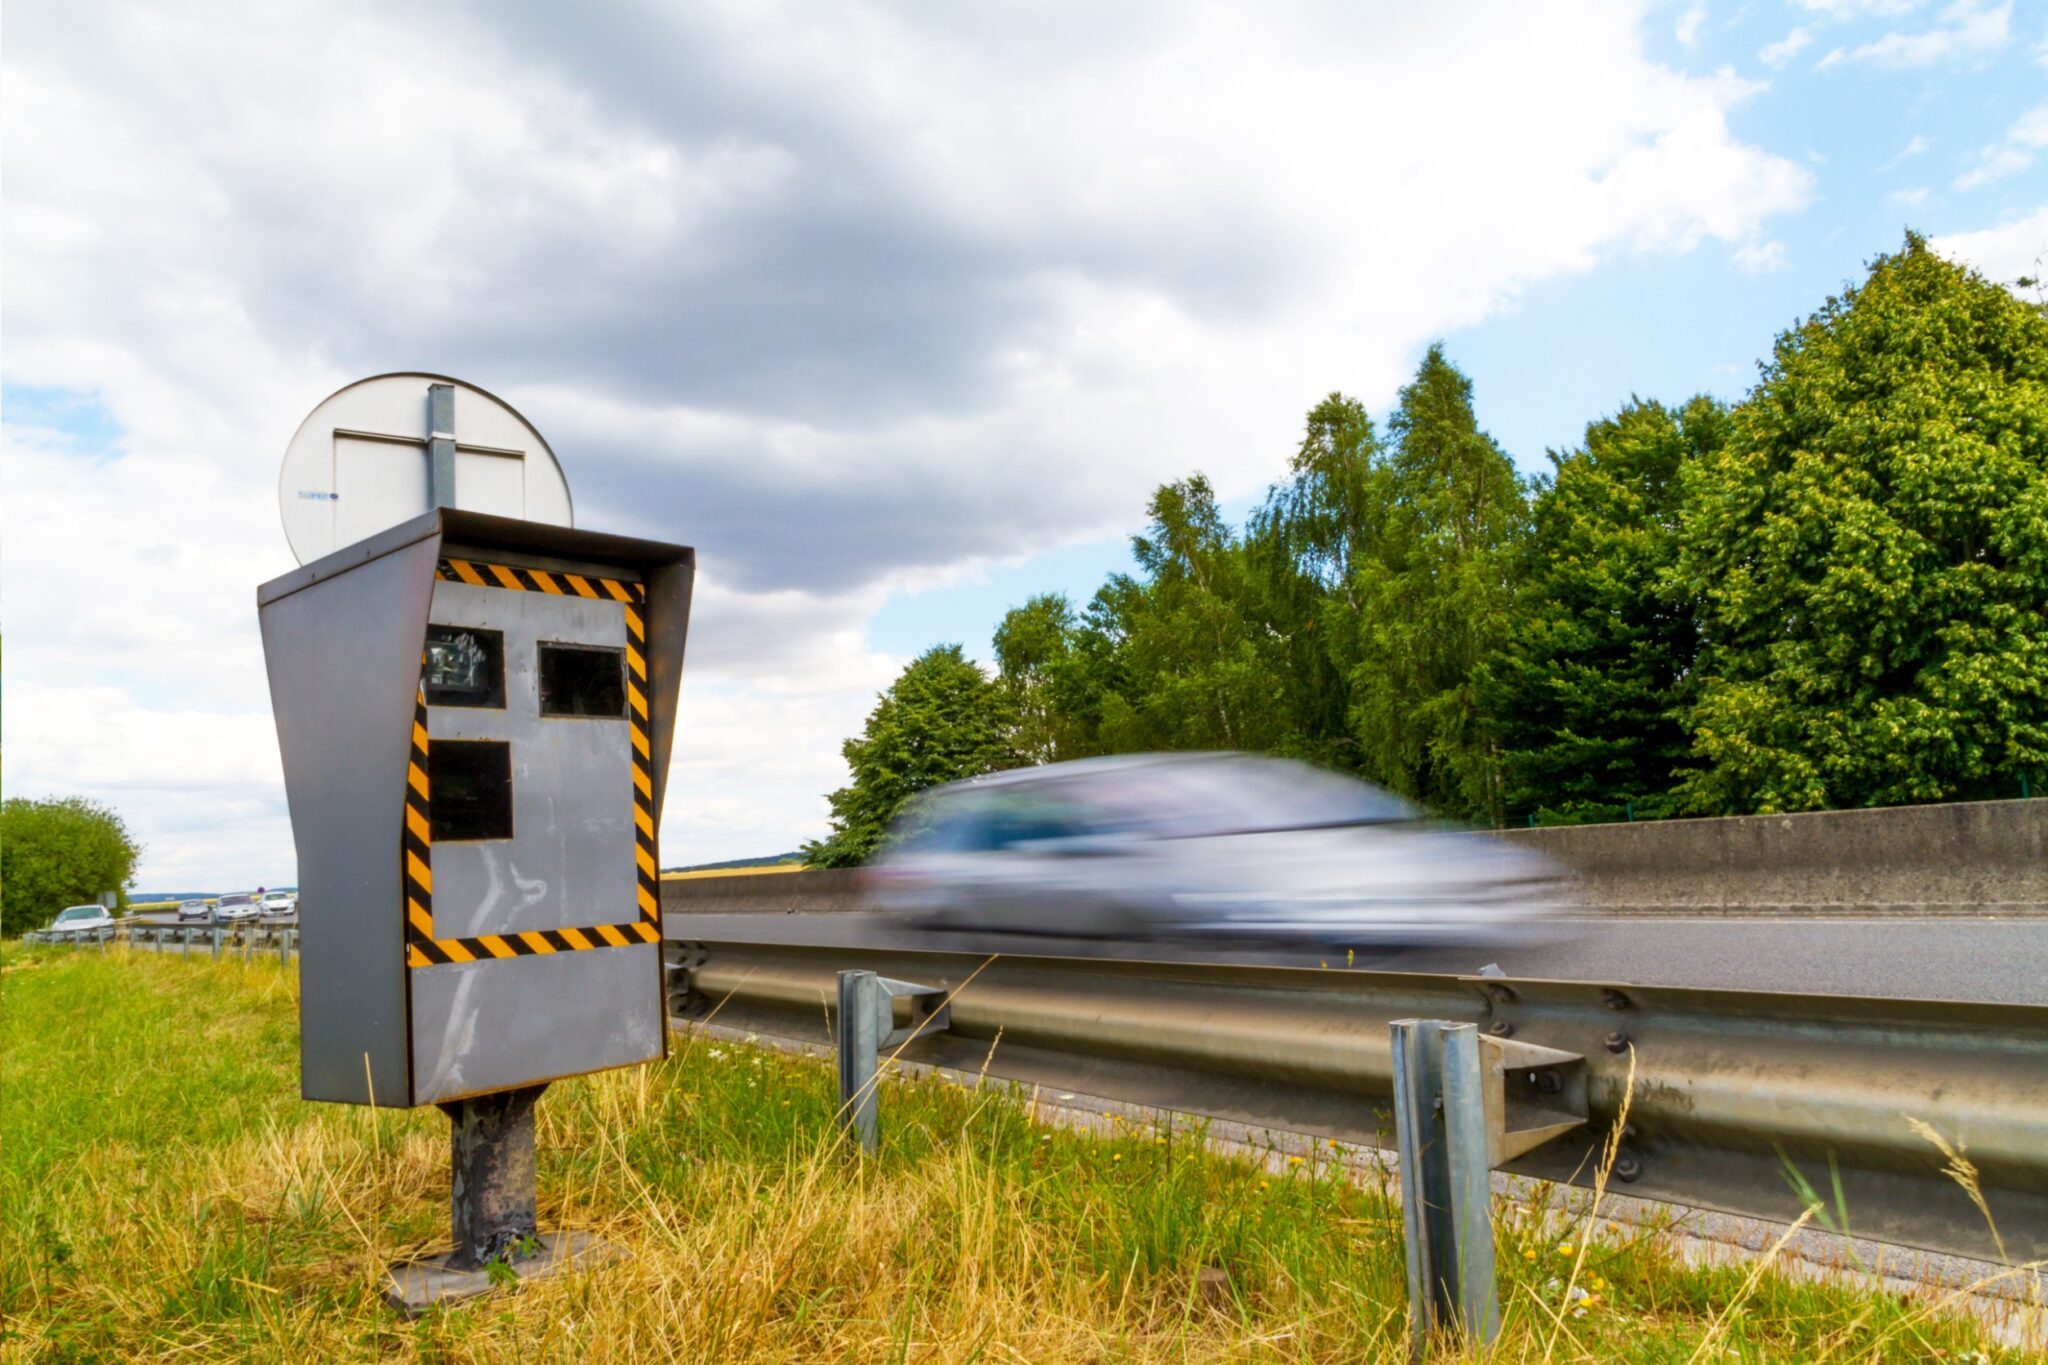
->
xmin=258 ymin=508 xmax=694 ymax=1107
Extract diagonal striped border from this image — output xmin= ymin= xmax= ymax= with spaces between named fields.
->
xmin=406 ymin=557 xmax=659 ymax=968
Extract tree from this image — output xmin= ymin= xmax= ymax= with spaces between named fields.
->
xmin=1091 ymin=475 xmax=1298 ymax=755
xmin=1488 ymin=397 xmax=1729 ymax=823
xmin=1 ymin=797 xmax=143 ymax=936
xmin=804 ymin=645 xmax=1016 ymax=867
xmin=1246 ymin=393 xmax=1389 ymax=770
xmin=1674 ymin=234 xmax=2048 ymax=813
xmin=992 ymin=593 xmax=1106 ymax=766
xmin=1348 ymin=345 xmax=1527 ymax=823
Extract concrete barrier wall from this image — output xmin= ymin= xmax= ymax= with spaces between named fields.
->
xmin=663 ymin=797 xmax=2048 ymax=918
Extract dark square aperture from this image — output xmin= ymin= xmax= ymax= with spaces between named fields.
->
xmin=539 ymin=643 xmax=627 ymax=718
xmin=428 ymin=740 xmax=514 ymax=841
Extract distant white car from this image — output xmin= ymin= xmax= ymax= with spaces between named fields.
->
xmin=47 ymin=904 xmax=115 ymax=936
xmin=212 ymin=893 xmax=261 ymax=923
xmin=178 ymin=899 xmax=214 ymax=921
xmin=260 ymin=892 xmax=297 ymax=918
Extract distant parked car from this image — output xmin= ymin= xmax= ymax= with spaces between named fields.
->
xmin=178 ymin=899 xmax=215 ymax=922
xmin=47 ymin=904 xmax=115 ymax=936
xmin=260 ymin=892 xmax=297 ymax=918
xmin=212 ymin=893 xmax=261 ymax=923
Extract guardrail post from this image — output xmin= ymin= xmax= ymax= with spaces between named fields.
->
xmin=280 ymin=928 xmax=293 ymax=964
xmin=1392 ymin=1019 xmax=1500 ymax=1357
xmin=835 ymin=969 xmax=953 ymax=1154
xmin=837 ymin=971 xmax=883 ymax=1152
xmin=211 ymin=925 xmax=223 ymax=960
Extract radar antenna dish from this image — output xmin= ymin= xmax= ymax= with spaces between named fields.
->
xmin=278 ymin=372 xmax=573 ymax=565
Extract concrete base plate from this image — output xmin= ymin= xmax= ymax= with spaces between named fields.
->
xmin=384 ymin=1231 xmax=621 ymax=1315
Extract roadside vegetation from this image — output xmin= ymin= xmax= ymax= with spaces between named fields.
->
xmin=807 ymin=236 xmax=2048 ymax=863
xmin=4 ymin=943 xmax=2031 ymax=1361
xmin=0 ymin=796 xmax=142 ymax=936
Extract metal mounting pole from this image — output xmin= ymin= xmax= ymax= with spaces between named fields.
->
xmin=427 ymin=382 xmax=457 ymax=509
xmin=441 ymin=1084 xmax=545 ymax=1270
xmin=1392 ymin=1019 xmax=1500 ymax=1358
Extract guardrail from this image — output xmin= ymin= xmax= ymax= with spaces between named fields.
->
xmin=666 ymin=937 xmax=2048 ymax=1265
xmin=23 ymin=922 xmax=300 ymax=962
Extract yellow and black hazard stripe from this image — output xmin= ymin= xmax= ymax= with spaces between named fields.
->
xmin=624 ymin=590 xmax=660 ymax=932
xmin=403 ymin=687 xmax=436 ymax=958
xmin=407 ymin=556 xmax=661 ymax=969
xmin=407 ymin=919 xmax=660 ymax=969
xmin=438 ymin=557 xmax=639 ymax=604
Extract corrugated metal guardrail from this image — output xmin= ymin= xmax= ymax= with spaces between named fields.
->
xmin=666 ymin=937 xmax=2048 ymax=1265
xmin=23 ymin=922 xmax=300 ymax=961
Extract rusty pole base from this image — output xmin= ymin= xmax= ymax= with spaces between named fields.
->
xmin=384 ymin=1230 xmax=624 ymax=1315
xmin=382 ymin=1083 xmax=624 ymax=1314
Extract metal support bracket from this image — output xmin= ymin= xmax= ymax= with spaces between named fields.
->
xmin=427 ymin=382 xmax=457 ymax=509
xmin=441 ymin=1083 xmax=545 ymax=1270
xmin=1392 ymin=1019 xmax=1586 ymax=1359
xmin=836 ymin=969 xmax=952 ymax=1152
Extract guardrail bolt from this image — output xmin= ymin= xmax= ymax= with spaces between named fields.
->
xmin=1613 ymin=1152 xmax=1643 ymax=1182
xmin=1602 ymin=990 xmax=1630 ymax=1011
xmin=1486 ymin=1019 xmax=1514 ymax=1038
xmin=1604 ymin=1029 xmax=1630 ymax=1054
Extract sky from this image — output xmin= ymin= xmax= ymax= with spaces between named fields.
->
xmin=3 ymin=0 xmax=2043 ymax=890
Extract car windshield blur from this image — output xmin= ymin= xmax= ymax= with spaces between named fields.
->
xmin=56 ymin=906 xmax=101 ymax=923
xmin=217 ymin=895 xmax=253 ymax=907
xmin=889 ymin=756 xmax=1418 ymax=854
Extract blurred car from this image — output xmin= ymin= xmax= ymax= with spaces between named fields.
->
xmin=46 ymin=904 xmax=115 ymax=936
xmin=860 ymin=753 xmax=1566 ymax=946
xmin=212 ymin=893 xmax=261 ymax=924
xmin=259 ymin=892 xmax=297 ymax=918
xmin=177 ymin=899 xmax=215 ymax=921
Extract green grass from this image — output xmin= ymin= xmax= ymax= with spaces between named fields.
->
xmin=1 ymin=942 xmax=2034 ymax=1361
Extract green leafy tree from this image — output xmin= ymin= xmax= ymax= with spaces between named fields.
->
xmin=1488 ymin=396 xmax=1729 ymax=823
xmin=1246 ymin=393 xmax=1389 ymax=769
xmin=1674 ymin=234 xmax=2048 ymax=812
xmin=804 ymin=645 xmax=1016 ymax=867
xmin=1349 ymin=345 xmax=1528 ymax=822
xmin=992 ymin=593 xmax=1107 ymax=765
xmin=1091 ymin=476 xmax=1298 ymax=754
xmin=1 ymin=797 xmax=142 ymax=936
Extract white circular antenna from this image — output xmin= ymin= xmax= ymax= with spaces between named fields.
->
xmin=279 ymin=373 xmax=573 ymax=565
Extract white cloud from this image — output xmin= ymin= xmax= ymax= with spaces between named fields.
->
xmin=2 ymin=0 xmax=1814 ymax=884
xmin=1954 ymin=103 xmax=2048 ymax=189
xmin=1793 ymin=0 xmax=1923 ymax=15
xmin=1818 ymin=0 xmax=2011 ymax=68
xmin=1733 ymin=239 xmax=1790 ymax=272
xmin=1931 ymin=204 xmax=2048 ymax=288
xmin=1760 ymin=26 xmax=1816 ymax=64
xmin=1677 ymin=6 xmax=1708 ymax=46
xmin=1878 ymin=133 xmax=1932 ymax=169
xmin=1888 ymin=185 xmax=1932 ymax=205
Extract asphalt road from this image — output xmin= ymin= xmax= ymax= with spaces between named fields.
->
xmin=663 ymin=911 xmax=2048 ymax=1007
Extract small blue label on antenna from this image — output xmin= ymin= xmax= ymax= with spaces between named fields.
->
xmin=297 ymin=490 xmax=340 ymax=501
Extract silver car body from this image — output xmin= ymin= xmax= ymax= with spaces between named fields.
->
xmin=213 ymin=893 xmax=261 ymax=923
xmin=863 ymin=753 xmax=1567 ymax=945
xmin=260 ymin=892 xmax=297 ymax=917
xmin=48 ymin=904 xmax=115 ymax=935
xmin=177 ymin=899 xmax=214 ymax=921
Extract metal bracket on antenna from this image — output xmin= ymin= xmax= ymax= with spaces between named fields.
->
xmin=427 ymin=382 xmax=457 ymax=509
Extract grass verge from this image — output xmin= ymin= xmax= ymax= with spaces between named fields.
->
xmin=0 ymin=943 xmax=2031 ymax=1361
